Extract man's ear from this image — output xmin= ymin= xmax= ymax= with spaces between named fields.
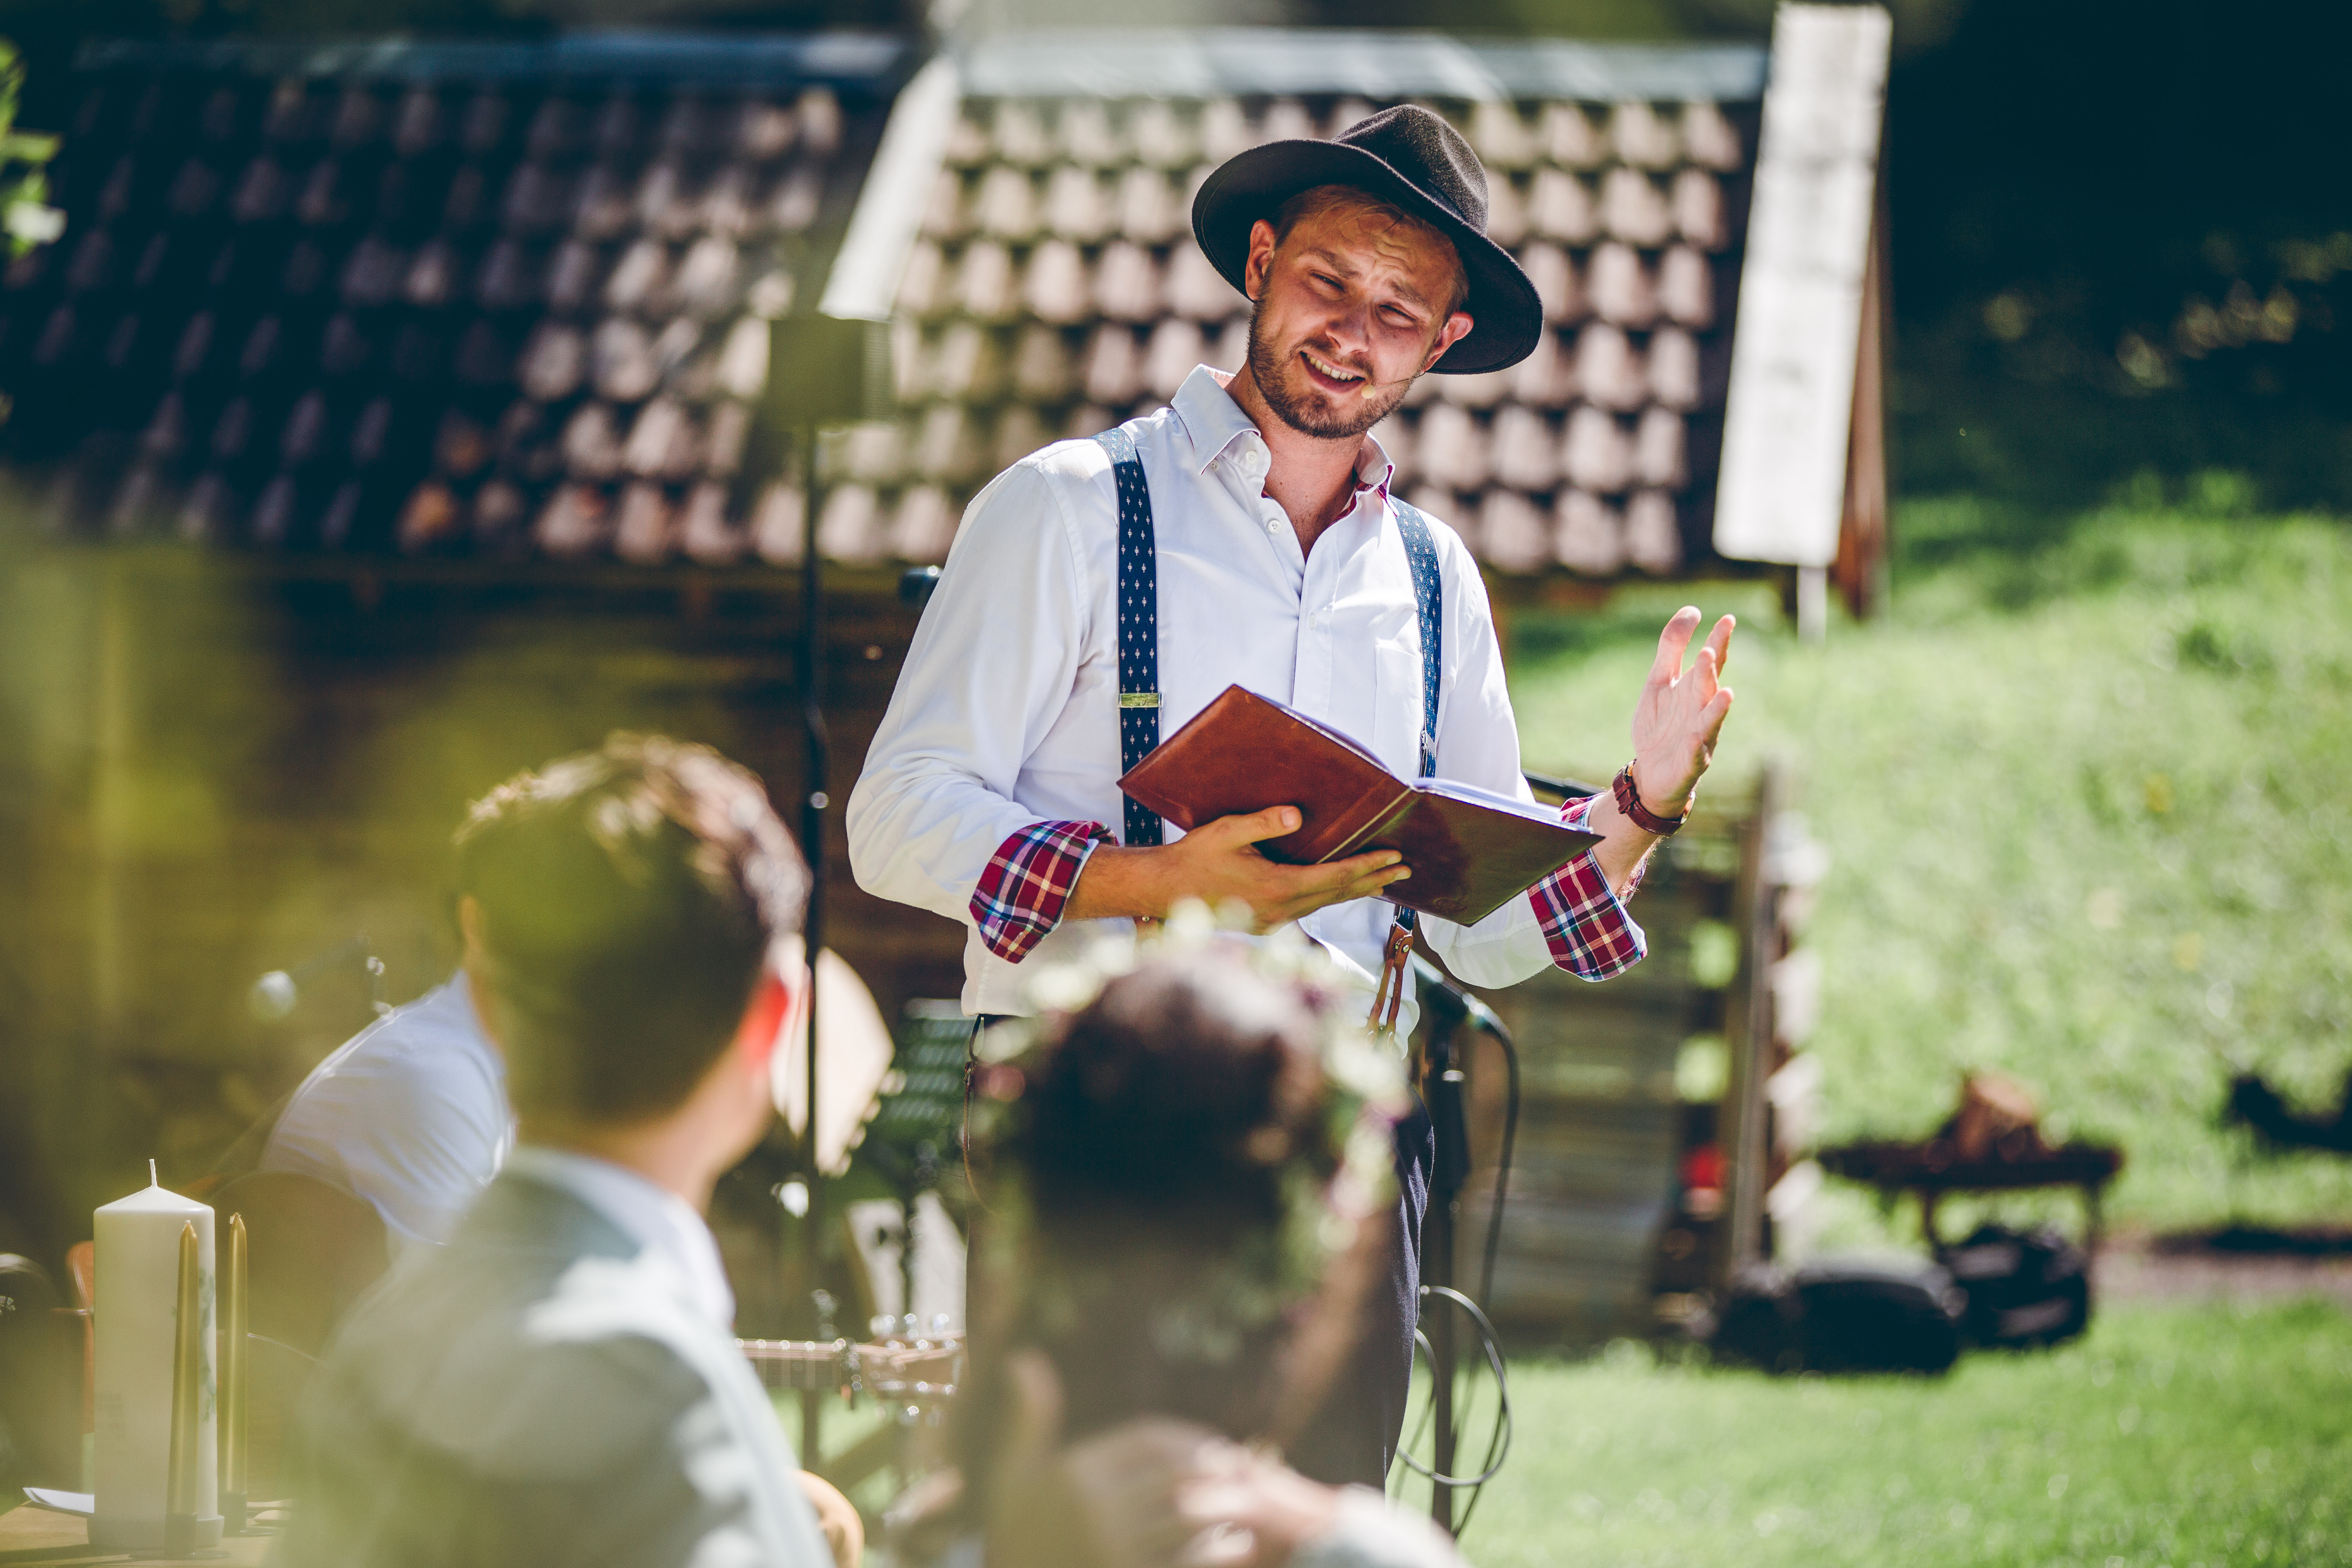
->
xmin=456 ymin=895 xmax=507 ymax=1051
xmin=733 ymin=968 xmax=796 ymax=1075
xmin=457 ymin=894 xmax=487 ymax=962
xmin=1242 ymin=216 xmax=1280 ymax=304
xmin=1421 ymin=309 xmax=1475 ymax=374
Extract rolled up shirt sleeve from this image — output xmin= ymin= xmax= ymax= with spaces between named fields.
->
xmin=1525 ymin=793 xmax=1648 ymax=979
xmin=970 ymin=818 xmax=1115 ymax=962
xmin=847 ymin=459 xmax=1104 ymax=939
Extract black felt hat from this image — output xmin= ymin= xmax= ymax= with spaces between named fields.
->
xmin=1191 ymin=104 xmax=1543 ymax=376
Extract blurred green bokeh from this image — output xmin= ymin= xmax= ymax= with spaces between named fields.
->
xmin=1509 ymin=490 xmax=2352 ymax=1235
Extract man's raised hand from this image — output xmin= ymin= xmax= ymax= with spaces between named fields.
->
xmin=1629 ymin=607 xmax=1736 ymax=814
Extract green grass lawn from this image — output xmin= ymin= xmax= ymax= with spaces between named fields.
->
xmin=1441 ymin=1297 xmax=2352 ymax=1568
xmin=1505 ymin=496 xmax=2352 ymax=1236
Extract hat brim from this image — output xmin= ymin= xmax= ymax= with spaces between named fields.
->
xmin=1191 ymin=138 xmax=1544 ymax=376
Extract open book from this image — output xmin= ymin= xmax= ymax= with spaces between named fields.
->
xmin=1118 ymin=685 xmax=1603 ymax=926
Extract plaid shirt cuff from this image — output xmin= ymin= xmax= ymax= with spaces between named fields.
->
xmin=1529 ymin=794 xmax=1647 ymax=979
xmin=970 ymin=819 xmax=1115 ymax=963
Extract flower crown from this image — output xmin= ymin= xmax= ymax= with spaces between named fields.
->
xmin=971 ymin=901 xmax=1409 ymax=1362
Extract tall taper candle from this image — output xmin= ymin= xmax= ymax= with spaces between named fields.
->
xmin=164 ymin=1222 xmax=201 ymax=1558
xmin=220 ymin=1212 xmax=247 ymax=1534
xmin=92 ymin=1164 xmax=222 ymax=1553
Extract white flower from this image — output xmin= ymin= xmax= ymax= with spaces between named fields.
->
xmin=3 ymin=201 xmax=61 ymax=244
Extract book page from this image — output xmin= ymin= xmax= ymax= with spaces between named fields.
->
xmin=1417 ymin=777 xmax=1568 ymax=824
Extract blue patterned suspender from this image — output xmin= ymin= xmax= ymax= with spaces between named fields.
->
xmin=1094 ymin=426 xmax=1164 ymax=848
xmin=1094 ymin=428 xmax=1444 ymax=1032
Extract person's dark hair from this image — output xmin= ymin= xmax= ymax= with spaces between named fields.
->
xmin=454 ymin=733 xmax=807 ymax=1124
xmin=1016 ymin=956 xmax=1335 ymax=1248
xmin=963 ymin=949 xmax=1381 ymax=1491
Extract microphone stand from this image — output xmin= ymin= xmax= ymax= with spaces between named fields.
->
xmin=798 ymin=419 xmax=828 ymax=1471
xmin=762 ymin=311 xmax=892 ymax=1473
xmin=1414 ymin=965 xmax=1473 ymax=1534
xmin=755 ymin=315 xmax=896 ymax=1472
xmin=1408 ymin=956 xmax=1522 ymax=1537
xmin=247 ymin=934 xmax=387 ymax=1028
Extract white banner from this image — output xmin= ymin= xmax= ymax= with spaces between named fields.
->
xmin=1712 ymin=4 xmax=1891 ymax=568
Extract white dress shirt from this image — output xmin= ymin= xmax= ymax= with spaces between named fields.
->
xmin=850 ymin=365 xmax=1629 ymax=1032
xmin=260 ymin=971 xmax=514 ymax=1261
xmin=501 ymin=1145 xmax=737 ymax=1329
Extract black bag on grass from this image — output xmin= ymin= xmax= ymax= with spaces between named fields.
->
xmin=1710 ymin=1265 xmax=1806 ymax=1372
xmin=1712 ymin=1258 xmax=1965 ymax=1375
xmin=1936 ymin=1223 xmax=2091 ymax=1348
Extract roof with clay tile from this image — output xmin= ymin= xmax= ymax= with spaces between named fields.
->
xmin=798 ymin=29 xmax=1768 ymax=580
xmin=0 ymin=29 xmax=1775 ymax=581
xmin=2 ymin=32 xmax=912 ymax=564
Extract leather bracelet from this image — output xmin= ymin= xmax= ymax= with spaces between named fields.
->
xmin=1613 ymin=763 xmax=1688 ymax=836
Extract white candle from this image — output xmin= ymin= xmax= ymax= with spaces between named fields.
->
xmin=92 ymin=1163 xmax=220 ymax=1552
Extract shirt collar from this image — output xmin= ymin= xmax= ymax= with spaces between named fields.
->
xmin=1170 ymin=364 xmax=1396 ymax=496
xmin=503 ymin=1145 xmax=736 ymax=1329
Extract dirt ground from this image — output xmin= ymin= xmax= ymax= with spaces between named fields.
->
xmin=2097 ymin=1233 xmax=2352 ymax=1308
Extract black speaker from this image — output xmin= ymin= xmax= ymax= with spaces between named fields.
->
xmin=1712 ymin=1257 xmax=1966 ymax=1376
xmin=1938 ymin=1223 xmax=2092 ymax=1349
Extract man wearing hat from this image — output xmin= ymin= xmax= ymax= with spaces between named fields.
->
xmin=850 ymin=106 xmax=1736 ymax=1482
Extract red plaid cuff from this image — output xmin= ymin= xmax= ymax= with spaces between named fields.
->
xmin=971 ymin=819 xmax=1115 ymax=963
xmin=1530 ymin=794 xmax=1646 ymax=978
xmin=1560 ymin=791 xmax=1648 ymax=892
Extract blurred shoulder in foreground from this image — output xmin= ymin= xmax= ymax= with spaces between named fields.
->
xmin=277 ymin=1167 xmax=826 ymax=1568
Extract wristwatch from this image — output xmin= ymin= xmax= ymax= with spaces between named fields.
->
xmin=1613 ymin=763 xmax=1689 ymax=836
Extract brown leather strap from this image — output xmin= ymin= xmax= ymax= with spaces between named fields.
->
xmin=1613 ymin=763 xmax=1689 ymax=836
xmin=1366 ymin=921 xmax=1415 ymax=1038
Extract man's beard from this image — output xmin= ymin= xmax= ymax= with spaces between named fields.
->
xmin=1244 ymin=311 xmax=1416 ymax=441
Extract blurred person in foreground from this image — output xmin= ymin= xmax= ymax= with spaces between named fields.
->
xmin=851 ymin=103 xmax=1734 ymax=1483
xmin=243 ymin=949 xmax=510 ymax=1259
xmin=243 ymin=796 xmax=879 ymax=1277
xmin=277 ymin=735 xmax=839 ymax=1568
xmin=207 ymin=829 xmax=512 ymax=1254
xmin=893 ymin=929 xmax=1467 ymax=1568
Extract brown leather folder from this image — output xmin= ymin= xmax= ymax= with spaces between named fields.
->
xmin=1118 ymin=685 xmax=1603 ymax=925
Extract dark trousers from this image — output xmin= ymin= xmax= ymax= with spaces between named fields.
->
xmin=1287 ymin=1101 xmax=1434 ymax=1489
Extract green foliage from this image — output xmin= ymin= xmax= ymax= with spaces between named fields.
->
xmin=1507 ymin=499 xmax=2352 ymax=1233
xmin=0 ymin=38 xmax=56 ymax=257
xmin=1456 ymin=1299 xmax=2352 ymax=1567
